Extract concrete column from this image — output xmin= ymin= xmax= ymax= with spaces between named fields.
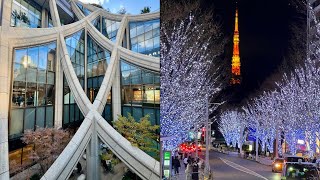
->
xmin=112 ymin=65 xmax=121 ymax=121
xmin=84 ymin=26 xmax=87 ymax=95
xmin=1 ymin=0 xmax=12 ymax=28
xmin=41 ymin=9 xmax=48 ymax=28
xmin=49 ymin=0 xmax=61 ymax=27
xmin=54 ymin=34 xmax=63 ymax=129
xmin=86 ymin=116 xmax=100 ymax=180
xmin=0 ymin=1 xmax=12 ymax=178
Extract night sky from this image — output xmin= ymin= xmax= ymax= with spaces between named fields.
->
xmin=200 ymin=0 xmax=306 ymax=104
xmin=199 ymin=0 xmax=306 ymax=138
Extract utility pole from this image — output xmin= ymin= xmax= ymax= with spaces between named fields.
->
xmin=205 ymin=94 xmax=210 ymax=175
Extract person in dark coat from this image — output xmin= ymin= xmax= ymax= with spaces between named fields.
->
xmin=76 ymin=162 xmax=82 ymax=173
xmin=173 ymin=156 xmax=181 ymax=174
xmin=312 ymin=157 xmax=317 ymax=163
xmin=192 ymin=161 xmax=199 ymax=180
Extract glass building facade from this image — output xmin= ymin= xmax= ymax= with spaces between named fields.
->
xmin=11 ymin=0 xmax=42 ymax=28
xmin=87 ymin=34 xmax=112 ymax=123
xmin=121 ymin=61 xmax=160 ymax=125
xmin=4 ymin=0 xmax=160 ymax=176
xmin=11 ymin=42 xmax=56 ymax=139
xmin=129 ymin=19 xmax=160 ymax=57
xmin=63 ymin=30 xmax=85 ymax=126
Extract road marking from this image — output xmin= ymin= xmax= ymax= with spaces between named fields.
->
xmin=220 ymin=157 xmax=269 ymax=180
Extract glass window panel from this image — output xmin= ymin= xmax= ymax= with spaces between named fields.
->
xmin=143 ymin=108 xmax=155 ymax=125
xmin=143 ymin=85 xmax=155 ymax=104
xmin=132 ymin=85 xmax=142 ymax=105
xmin=122 ymin=86 xmax=132 ymax=105
xmin=145 ymin=30 xmax=153 ymax=40
xmin=75 ymin=105 xmax=80 ymax=121
xmin=15 ymin=49 xmax=27 ymax=64
xmin=153 ymin=28 xmax=160 ymax=38
xmin=63 ymin=105 xmax=69 ymax=124
xmin=70 ymin=104 xmax=75 ymax=122
xmin=47 ymin=42 xmax=56 ymax=50
xmin=28 ymin=47 xmax=38 ymax=68
xmin=130 ymin=27 xmax=136 ymax=37
xmin=26 ymin=82 xmax=36 ymax=106
xmin=87 ymin=78 xmax=92 ymax=88
xmin=37 ymin=69 xmax=46 ymax=84
xmin=24 ymin=108 xmax=35 ymax=130
xmin=142 ymin=70 xmax=154 ymax=84
xmin=144 ymin=22 xmax=153 ymax=32
xmin=122 ymin=106 xmax=131 ymax=117
xmin=36 ymin=107 xmax=45 ymax=128
xmin=47 ymin=72 xmax=54 ymax=85
xmin=131 ymin=68 xmax=141 ymax=84
xmin=37 ymin=83 xmax=45 ymax=106
xmin=136 ymin=25 xmax=144 ymax=36
xmin=46 ymin=106 xmax=54 ymax=127
xmin=70 ymin=92 xmax=75 ymax=104
xmin=153 ymin=20 xmax=160 ymax=29
xmin=131 ymin=37 xmax=137 ymax=45
xmin=131 ymin=44 xmax=138 ymax=52
xmin=26 ymin=68 xmax=37 ymax=83
xmin=12 ymin=81 xmax=26 ymax=108
xmin=137 ymin=34 xmax=144 ymax=42
xmin=155 ymin=86 xmax=160 ymax=105
xmin=154 ymin=74 xmax=160 ymax=84
xmin=13 ymin=63 xmax=26 ymax=82
xmin=145 ymin=39 xmax=153 ymax=51
xmin=63 ymin=86 xmax=70 ymax=104
xmin=133 ymin=107 xmax=142 ymax=122
xmin=138 ymin=41 xmax=145 ymax=53
xmin=47 ymin=49 xmax=55 ymax=71
xmin=154 ymin=37 xmax=160 ymax=48
xmin=156 ymin=109 xmax=160 ymax=125
xmin=46 ymin=85 xmax=54 ymax=105
xmin=10 ymin=109 xmax=24 ymax=138
xmin=38 ymin=46 xmax=48 ymax=70
xmin=121 ymin=71 xmax=131 ymax=85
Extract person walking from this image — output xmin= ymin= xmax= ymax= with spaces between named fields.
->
xmin=192 ymin=161 xmax=199 ymax=180
xmin=183 ymin=156 xmax=189 ymax=168
xmin=173 ymin=156 xmax=181 ymax=174
xmin=185 ymin=162 xmax=192 ymax=180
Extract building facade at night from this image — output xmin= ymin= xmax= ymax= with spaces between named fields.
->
xmin=0 ymin=0 xmax=160 ymax=179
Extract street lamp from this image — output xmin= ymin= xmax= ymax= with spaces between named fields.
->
xmin=204 ymin=95 xmax=225 ymax=175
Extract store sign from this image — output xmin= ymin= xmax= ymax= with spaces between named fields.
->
xmin=163 ymin=151 xmax=171 ymax=178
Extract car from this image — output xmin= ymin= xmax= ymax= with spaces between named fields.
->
xmin=281 ymin=161 xmax=320 ymax=180
xmin=179 ymin=142 xmax=201 ymax=153
xmin=284 ymin=155 xmax=305 ymax=163
xmin=272 ymin=158 xmax=284 ymax=173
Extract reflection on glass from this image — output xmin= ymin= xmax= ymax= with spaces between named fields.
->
xmin=129 ymin=19 xmax=160 ymax=57
xmin=11 ymin=41 xmax=56 ymax=139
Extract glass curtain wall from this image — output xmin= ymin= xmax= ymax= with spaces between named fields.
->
xmin=121 ymin=60 xmax=160 ymax=125
xmin=87 ymin=34 xmax=112 ymax=124
xmin=9 ymin=42 xmax=56 ymax=166
xmin=11 ymin=0 xmax=42 ymax=28
xmin=10 ymin=42 xmax=56 ymax=139
xmin=91 ymin=16 xmax=120 ymax=43
xmin=102 ymin=17 xmax=120 ymax=42
xmin=63 ymin=30 xmax=85 ymax=126
xmin=129 ymin=19 xmax=160 ymax=57
xmin=76 ymin=2 xmax=91 ymax=16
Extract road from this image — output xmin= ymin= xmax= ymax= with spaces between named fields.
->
xmin=210 ymin=151 xmax=281 ymax=180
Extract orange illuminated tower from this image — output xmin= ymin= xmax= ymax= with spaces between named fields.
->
xmin=231 ymin=7 xmax=241 ymax=84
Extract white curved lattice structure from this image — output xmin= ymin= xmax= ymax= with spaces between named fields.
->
xmin=0 ymin=0 xmax=160 ymax=179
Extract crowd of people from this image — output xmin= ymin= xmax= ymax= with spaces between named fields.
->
xmin=171 ymin=153 xmax=202 ymax=180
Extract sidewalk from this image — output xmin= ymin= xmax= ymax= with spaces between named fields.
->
xmin=171 ymin=156 xmax=205 ymax=180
